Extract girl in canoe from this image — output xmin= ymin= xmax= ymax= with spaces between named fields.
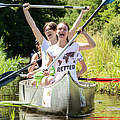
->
xmin=28 ymin=40 xmax=42 ymax=72
xmin=42 ymin=22 xmax=95 ymax=85
xmin=23 ymin=3 xmax=90 ymax=69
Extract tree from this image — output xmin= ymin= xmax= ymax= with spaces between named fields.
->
xmin=0 ymin=0 xmax=67 ymax=58
xmin=62 ymin=0 xmax=119 ymax=33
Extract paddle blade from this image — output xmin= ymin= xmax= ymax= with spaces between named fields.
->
xmin=80 ymin=78 xmax=120 ymax=83
xmin=102 ymin=0 xmax=115 ymax=5
xmin=88 ymin=78 xmax=120 ymax=82
xmin=0 ymin=71 xmax=18 ymax=87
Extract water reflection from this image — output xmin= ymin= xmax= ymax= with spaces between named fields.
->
xmin=90 ymin=94 xmax=120 ymax=119
xmin=19 ymin=94 xmax=120 ymax=120
xmin=19 ymin=110 xmax=88 ymax=120
xmin=1 ymin=94 xmax=120 ymax=119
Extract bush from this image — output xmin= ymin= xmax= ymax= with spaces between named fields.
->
xmin=102 ymin=15 xmax=120 ymax=47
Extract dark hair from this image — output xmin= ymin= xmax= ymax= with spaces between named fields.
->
xmin=35 ymin=40 xmax=39 ymax=45
xmin=43 ymin=22 xmax=57 ymax=32
xmin=58 ymin=22 xmax=70 ymax=31
xmin=57 ymin=22 xmax=70 ymax=42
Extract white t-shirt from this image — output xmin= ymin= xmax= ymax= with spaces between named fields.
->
xmin=41 ymin=37 xmax=51 ymax=67
xmin=47 ymin=42 xmax=81 ymax=81
xmin=76 ymin=51 xmax=83 ymax=62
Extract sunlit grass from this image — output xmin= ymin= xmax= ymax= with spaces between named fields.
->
xmin=76 ymin=32 xmax=120 ymax=78
xmin=76 ymin=32 xmax=120 ymax=95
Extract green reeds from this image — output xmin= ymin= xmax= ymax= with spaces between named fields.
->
xmin=76 ymin=32 xmax=120 ymax=95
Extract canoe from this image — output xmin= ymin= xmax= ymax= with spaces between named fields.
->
xmin=19 ymin=72 xmax=96 ymax=117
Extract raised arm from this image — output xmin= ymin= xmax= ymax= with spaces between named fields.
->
xmin=23 ymin=3 xmax=43 ymax=44
xmin=68 ymin=8 xmax=90 ymax=40
xmin=78 ymin=30 xmax=96 ymax=50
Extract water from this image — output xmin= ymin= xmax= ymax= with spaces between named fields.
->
xmin=1 ymin=94 xmax=120 ymax=119
xmin=92 ymin=94 xmax=120 ymax=119
xmin=15 ymin=94 xmax=120 ymax=119
xmin=20 ymin=94 xmax=120 ymax=120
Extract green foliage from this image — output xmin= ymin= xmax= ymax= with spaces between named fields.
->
xmin=62 ymin=0 xmax=103 ymax=31
xmin=0 ymin=0 xmax=119 ymax=58
xmin=0 ymin=46 xmax=24 ymax=74
xmin=102 ymin=14 xmax=120 ymax=47
xmin=0 ymin=0 xmax=67 ymax=58
xmin=62 ymin=0 xmax=119 ymax=33
xmin=10 ymin=109 xmax=15 ymax=120
xmin=76 ymin=32 xmax=120 ymax=95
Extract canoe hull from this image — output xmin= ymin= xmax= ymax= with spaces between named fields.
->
xmin=19 ymin=72 xmax=96 ymax=117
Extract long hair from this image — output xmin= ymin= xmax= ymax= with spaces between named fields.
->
xmin=57 ymin=22 xmax=69 ymax=43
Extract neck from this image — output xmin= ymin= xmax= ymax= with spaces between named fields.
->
xmin=57 ymin=39 xmax=67 ymax=48
xmin=50 ymin=38 xmax=57 ymax=45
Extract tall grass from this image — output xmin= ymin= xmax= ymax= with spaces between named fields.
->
xmin=76 ymin=32 xmax=120 ymax=95
xmin=0 ymin=49 xmax=23 ymax=75
xmin=0 ymin=39 xmax=27 ymax=119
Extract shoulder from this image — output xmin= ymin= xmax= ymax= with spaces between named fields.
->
xmin=47 ymin=44 xmax=58 ymax=56
xmin=75 ymin=42 xmax=85 ymax=46
xmin=47 ymin=44 xmax=57 ymax=52
xmin=73 ymin=42 xmax=79 ymax=46
xmin=41 ymin=37 xmax=50 ymax=51
xmin=70 ymin=42 xmax=80 ymax=49
xmin=42 ymin=37 xmax=48 ymax=45
xmin=31 ymin=53 xmax=38 ymax=61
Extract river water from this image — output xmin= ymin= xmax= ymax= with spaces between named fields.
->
xmin=18 ymin=94 xmax=120 ymax=120
xmin=1 ymin=93 xmax=120 ymax=120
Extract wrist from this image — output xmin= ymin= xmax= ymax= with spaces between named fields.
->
xmin=82 ymin=31 xmax=87 ymax=35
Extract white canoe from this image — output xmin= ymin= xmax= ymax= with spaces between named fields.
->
xmin=19 ymin=72 xmax=96 ymax=117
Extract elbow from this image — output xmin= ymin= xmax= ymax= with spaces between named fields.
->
xmin=84 ymin=65 xmax=87 ymax=72
xmin=92 ymin=40 xmax=96 ymax=48
xmin=90 ymin=42 xmax=96 ymax=49
xmin=93 ymin=42 xmax=96 ymax=48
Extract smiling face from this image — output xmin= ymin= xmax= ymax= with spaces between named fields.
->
xmin=56 ymin=22 xmax=69 ymax=41
xmin=44 ymin=22 xmax=57 ymax=42
xmin=44 ymin=26 xmax=56 ymax=40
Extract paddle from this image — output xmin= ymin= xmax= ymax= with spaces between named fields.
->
xmin=0 ymin=59 xmax=41 ymax=88
xmin=0 ymin=71 xmax=18 ymax=86
xmin=81 ymin=0 xmax=115 ymax=30
xmin=0 ymin=3 xmax=89 ymax=9
xmin=79 ymin=78 xmax=120 ymax=83
xmin=47 ymin=0 xmax=115 ymax=70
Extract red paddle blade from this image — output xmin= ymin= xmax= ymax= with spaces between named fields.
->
xmin=87 ymin=78 xmax=120 ymax=82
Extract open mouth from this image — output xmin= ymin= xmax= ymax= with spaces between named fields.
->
xmin=59 ymin=33 xmax=65 ymax=37
xmin=47 ymin=33 xmax=52 ymax=37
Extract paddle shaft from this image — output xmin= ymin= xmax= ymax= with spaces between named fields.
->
xmin=30 ymin=5 xmax=89 ymax=9
xmin=82 ymin=3 xmax=103 ymax=30
xmin=0 ymin=64 xmax=31 ymax=82
xmin=0 ymin=3 xmax=89 ymax=10
xmin=0 ymin=59 xmax=41 ymax=83
xmin=0 ymin=4 xmax=23 ymax=7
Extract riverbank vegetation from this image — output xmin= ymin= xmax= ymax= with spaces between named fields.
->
xmin=0 ymin=0 xmax=120 ymax=95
